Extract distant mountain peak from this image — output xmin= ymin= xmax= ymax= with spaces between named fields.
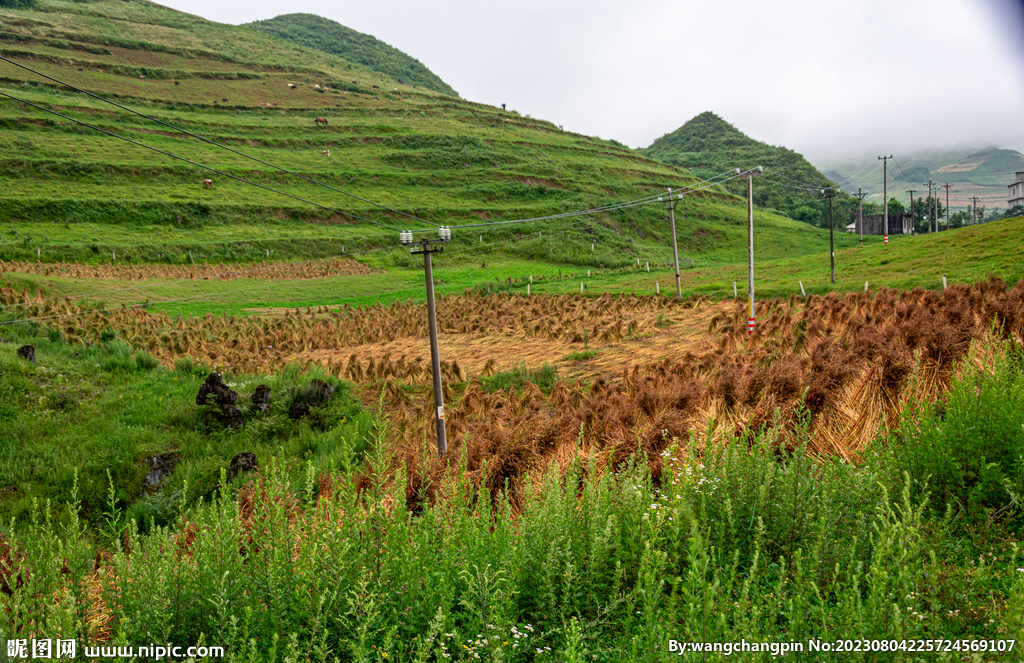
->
xmin=643 ymin=112 xmax=840 ymax=225
xmin=244 ymin=13 xmax=458 ymax=97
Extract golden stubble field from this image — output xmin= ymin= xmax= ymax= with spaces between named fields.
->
xmin=5 ymin=274 xmax=1024 ymax=506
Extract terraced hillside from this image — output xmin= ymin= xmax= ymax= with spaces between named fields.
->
xmin=0 ymin=0 xmax=854 ymax=292
xmin=827 ymin=145 xmax=1024 ymax=212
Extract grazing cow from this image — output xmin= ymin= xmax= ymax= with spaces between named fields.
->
xmin=322 ymin=150 xmax=330 ymax=158
xmin=314 ymin=84 xmax=321 ymax=89
xmin=139 ymin=74 xmax=145 ymax=79
xmin=288 ymin=83 xmax=296 ymax=89
xmin=174 ymin=80 xmax=179 ymax=86
xmin=202 ymin=179 xmax=213 ymax=188
xmin=501 ymin=103 xmax=506 ymax=110
xmin=315 ymin=117 xmax=328 ymax=127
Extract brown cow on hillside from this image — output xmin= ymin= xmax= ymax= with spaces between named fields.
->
xmin=315 ymin=117 xmax=328 ymax=127
xmin=202 ymin=179 xmax=213 ymax=188
xmin=322 ymin=150 xmax=330 ymax=158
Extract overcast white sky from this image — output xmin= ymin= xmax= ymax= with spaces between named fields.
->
xmin=162 ymin=0 xmax=1024 ymax=165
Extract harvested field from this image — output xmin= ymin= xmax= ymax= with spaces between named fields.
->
xmin=0 ymin=257 xmax=378 ymax=281
xmin=3 ymin=279 xmax=1023 ymax=502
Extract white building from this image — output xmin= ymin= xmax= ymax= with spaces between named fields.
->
xmin=1009 ymin=171 xmax=1024 ymax=209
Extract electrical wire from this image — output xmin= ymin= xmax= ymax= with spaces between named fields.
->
xmin=829 ymin=162 xmax=881 ymax=188
xmin=0 ymin=218 xmax=601 ymax=325
xmin=0 ymin=55 xmax=440 ymax=228
xmin=0 ymin=168 xmax=745 ymax=307
xmin=771 ymin=172 xmax=831 ymax=189
xmin=444 ymin=168 xmax=749 ymax=231
xmin=0 ymin=88 xmax=404 ymax=232
xmin=0 ymin=243 xmax=402 ymax=311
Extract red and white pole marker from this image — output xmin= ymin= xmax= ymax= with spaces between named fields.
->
xmin=748 ymin=317 xmax=755 ymax=334
xmin=884 ymin=234 xmax=889 ymax=245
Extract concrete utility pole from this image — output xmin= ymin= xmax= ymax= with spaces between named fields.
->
xmin=855 ymin=188 xmax=868 ymax=247
xmin=928 ymin=180 xmax=939 ymax=233
xmin=878 ymin=155 xmax=892 ymax=244
xmin=929 ymin=181 xmax=937 ymax=233
xmin=658 ymin=188 xmax=684 ymax=300
xmin=906 ymin=189 xmax=918 ymax=233
xmin=942 ymin=183 xmax=952 ymax=230
xmin=399 ymin=227 xmax=452 ymax=457
xmin=740 ymin=166 xmax=763 ymax=334
xmin=822 ymin=188 xmax=837 ymax=283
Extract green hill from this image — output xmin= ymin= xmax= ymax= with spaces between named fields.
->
xmin=0 ymin=0 xmax=855 ymax=293
xmin=244 ymin=13 xmax=459 ymax=97
xmin=644 ymin=112 xmax=852 ymax=228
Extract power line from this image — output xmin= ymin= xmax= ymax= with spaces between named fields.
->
xmin=830 ymin=162 xmax=882 ymax=188
xmin=0 ymin=243 xmax=402 ymax=311
xmin=0 ymin=88 xmax=404 ymax=232
xmin=0 ymin=55 xmax=440 ymax=228
xmin=439 ymin=168 xmax=746 ymax=232
xmin=0 ymin=218 xmax=598 ymax=325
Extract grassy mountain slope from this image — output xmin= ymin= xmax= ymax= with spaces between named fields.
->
xmin=643 ymin=111 xmax=849 ymax=227
xmin=0 ymin=0 xmax=853 ymax=314
xmin=244 ymin=13 xmax=458 ymax=97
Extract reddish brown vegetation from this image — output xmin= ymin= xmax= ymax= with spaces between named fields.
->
xmin=372 ymin=279 xmax=1024 ymax=507
xmin=3 ymin=278 xmax=1023 ymax=508
xmin=0 ymin=257 xmax=377 ymax=281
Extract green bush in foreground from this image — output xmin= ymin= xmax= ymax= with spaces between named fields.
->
xmin=3 ymin=345 xmax=1024 ymax=661
xmin=889 ymin=341 xmax=1024 ymax=527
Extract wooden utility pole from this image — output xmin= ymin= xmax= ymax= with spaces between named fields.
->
xmin=942 ymin=183 xmax=952 ymax=230
xmin=659 ymin=188 xmax=683 ymax=299
xmin=855 ymin=188 xmax=868 ymax=247
xmin=400 ymin=227 xmax=452 ymax=457
xmin=822 ymin=188 xmax=837 ymax=283
xmin=906 ymin=189 xmax=917 ymax=233
xmin=878 ymin=155 xmax=892 ymax=244
xmin=741 ymin=166 xmax=762 ymax=334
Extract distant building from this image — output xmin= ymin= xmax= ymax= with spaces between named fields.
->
xmin=845 ymin=213 xmax=913 ymax=235
xmin=1008 ymin=172 xmax=1024 ymax=208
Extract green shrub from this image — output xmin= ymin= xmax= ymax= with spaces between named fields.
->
xmin=562 ymin=350 xmax=597 ymax=362
xmin=134 ymin=351 xmax=160 ymax=372
xmin=483 ymin=362 xmax=558 ymax=395
xmin=889 ymin=341 xmax=1024 ymax=524
xmin=0 ymin=0 xmax=38 ymax=8
xmin=174 ymin=355 xmax=209 ymax=377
